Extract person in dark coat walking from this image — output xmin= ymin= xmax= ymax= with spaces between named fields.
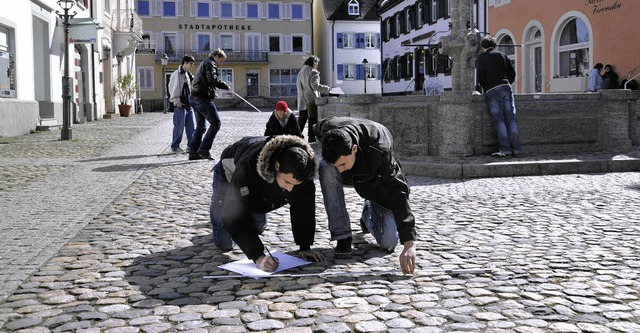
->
xmin=314 ymin=117 xmax=417 ymax=275
xmin=264 ymin=101 xmax=302 ymax=137
xmin=189 ymin=48 xmax=230 ymax=160
xmin=476 ymin=35 xmax=521 ymax=157
xmin=210 ymin=135 xmax=324 ymax=272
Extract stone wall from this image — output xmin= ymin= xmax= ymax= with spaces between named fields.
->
xmin=316 ymin=90 xmax=640 ymax=158
xmin=0 ymin=99 xmax=40 ymax=137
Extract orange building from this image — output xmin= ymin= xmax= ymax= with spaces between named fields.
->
xmin=487 ymin=0 xmax=639 ymax=93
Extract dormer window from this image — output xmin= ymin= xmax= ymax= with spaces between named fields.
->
xmin=348 ymin=0 xmax=360 ymax=16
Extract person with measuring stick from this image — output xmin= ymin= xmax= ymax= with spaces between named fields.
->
xmin=209 ymin=135 xmax=324 ymax=272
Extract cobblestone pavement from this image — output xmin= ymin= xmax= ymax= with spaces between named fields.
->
xmin=1 ymin=112 xmax=640 ymax=332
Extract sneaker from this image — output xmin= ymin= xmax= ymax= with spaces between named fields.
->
xmin=491 ymin=151 xmax=510 ymax=157
xmin=198 ymin=151 xmax=214 ymax=160
xmin=171 ymin=147 xmax=185 ymax=154
xmin=188 ymin=154 xmax=204 ymax=161
xmin=185 ymin=146 xmax=191 ymax=153
xmin=334 ymin=237 xmax=353 ymax=258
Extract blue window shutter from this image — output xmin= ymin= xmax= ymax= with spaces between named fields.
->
xmin=376 ymin=33 xmax=380 ymax=49
xmin=337 ymin=64 xmax=344 ymax=80
xmin=356 ymin=64 xmax=364 ymax=80
xmin=377 ymin=64 xmax=381 ymax=79
xmin=358 ymin=33 xmax=365 ymax=48
xmin=337 ymin=33 xmax=343 ymax=48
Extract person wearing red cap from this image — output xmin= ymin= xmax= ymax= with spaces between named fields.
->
xmin=264 ymin=100 xmax=302 ymax=137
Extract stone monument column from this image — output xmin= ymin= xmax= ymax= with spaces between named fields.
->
xmin=435 ymin=0 xmax=481 ymax=157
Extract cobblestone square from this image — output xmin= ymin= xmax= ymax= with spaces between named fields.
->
xmin=0 ymin=112 xmax=639 ymax=332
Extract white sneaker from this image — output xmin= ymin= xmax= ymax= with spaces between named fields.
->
xmin=171 ymin=147 xmax=185 ymax=154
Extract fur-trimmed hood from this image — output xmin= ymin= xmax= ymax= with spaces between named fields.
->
xmin=256 ymin=135 xmax=314 ymax=183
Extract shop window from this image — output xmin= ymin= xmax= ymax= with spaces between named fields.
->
xmin=270 ymin=68 xmax=298 ymax=97
xmin=557 ymin=17 xmax=590 ymax=77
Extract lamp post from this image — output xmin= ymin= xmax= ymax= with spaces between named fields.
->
xmin=56 ymin=0 xmax=76 ymax=140
xmin=161 ymin=54 xmax=169 ymax=114
xmin=362 ymin=58 xmax=368 ymax=94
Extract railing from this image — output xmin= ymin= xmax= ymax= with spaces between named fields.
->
xmin=620 ymin=63 xmax=640 ymax=83
xmin=152 ymin=49 xmax=269 ymax=63
xmin=233 ymin=85 xmax=273 ymax=98
xmin=112 ymin=9 xmax=143 ymax=38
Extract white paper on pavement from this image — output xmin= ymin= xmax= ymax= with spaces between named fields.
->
xmin=329 ymin=87 xmax=344 ymax=95
xmin=218 ymin=252 xmax=312 ymax=279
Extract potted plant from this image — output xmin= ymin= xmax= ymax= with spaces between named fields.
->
xmin=113 ymin=73 xmax=138 ymax=117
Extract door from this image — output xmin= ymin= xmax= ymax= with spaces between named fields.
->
xmin=534 ymin=46 xmax=542 ymax=92
xmin=246 ymin=71 xmax=259 ymax=97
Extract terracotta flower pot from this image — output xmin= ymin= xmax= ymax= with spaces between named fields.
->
xmin=118 ymin=104 xmax=132 ymax=117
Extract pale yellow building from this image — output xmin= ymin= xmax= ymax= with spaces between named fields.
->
xmin=135 ymin=0 xmax=313 ymax=111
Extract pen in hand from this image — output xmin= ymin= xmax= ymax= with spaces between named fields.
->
xmin=265 ymin=247 xmax=279 ymax=264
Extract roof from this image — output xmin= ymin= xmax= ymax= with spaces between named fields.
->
xmin=322 ymin=0 xmax=381 ymax=21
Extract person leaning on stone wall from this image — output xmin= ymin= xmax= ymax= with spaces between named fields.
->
xmin=476 ymin=35 xmax=521 ymax=158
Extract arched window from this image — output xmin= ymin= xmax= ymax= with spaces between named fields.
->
xmin=557 ymin=17 xmax=590 ymax=77
xmin=497 ymin=35 xmax=516 ymax=68
xmin=348 ymin=0 xmax=360 ymax=16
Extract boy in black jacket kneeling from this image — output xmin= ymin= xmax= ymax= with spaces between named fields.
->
xmin=210 ymin=135 xmax=324 ymax=272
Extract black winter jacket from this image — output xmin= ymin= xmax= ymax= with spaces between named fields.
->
xmin=192 ymin=56 xmax=229 ymax=99
xmin=219 ymin=135 xmax=316 ymax=261
xmin=264 ymin=112 xmax=303 ymax=137
xmin=476 ymin=47 xmax=516 ymax=93
xmin=314 ymin=117 xmax=417 ymax=243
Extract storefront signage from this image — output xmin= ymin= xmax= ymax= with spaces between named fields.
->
xmin=178 ymin=24 xmax=252 ymax=31
xmin=585 ymin=0 xmax=622 ymax=14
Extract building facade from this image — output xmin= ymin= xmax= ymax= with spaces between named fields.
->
xmin=378 ymin=0 xmax=487 ymax=95
xmin=0 ymin=0 xmax=139 ymax=137
xmin=313 ymin=0 xmax=382 ymax=95
xmin=135 ymin=0 xmax=313 ymax=111
xmin=488 ymin=0 xmax=640 ymax=93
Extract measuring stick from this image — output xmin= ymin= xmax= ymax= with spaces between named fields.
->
xmin=230 ymin=91 xmax=262 ymax=112
xmin=203 ymin=268 xmax=492 ymax=280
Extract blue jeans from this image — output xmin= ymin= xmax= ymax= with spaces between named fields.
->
xmin=171 ymin=106 xmax=195 ymax=150
xmin=318 ymin=160 xmax=399 ymax=252
xmin=210 ymin=162 xmax=267 ymax=251
xmin=190 ymin=96 xmax=221 ymax=155
xmin=485 ymin=84 xmax=521 ymax=154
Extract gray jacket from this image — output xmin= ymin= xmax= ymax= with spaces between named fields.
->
xmin=296 ymin=65 xmax=330 ymax=111
xmin=168 ymin=67 xmax=191 ymax=106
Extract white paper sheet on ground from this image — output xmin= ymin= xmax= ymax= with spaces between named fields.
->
xmin=329 ymin=87 xmax=345 ymax=95
xmin=218 ymin=252 xmax=312 ymax=279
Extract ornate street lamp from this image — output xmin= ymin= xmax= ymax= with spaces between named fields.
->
xmin=56 ymin=0 xmax=76 ymax=140
xmin=161 ymin=54 xmax=169 ymax=114
xmin=362 ymin=58 xmax=369 ymax=94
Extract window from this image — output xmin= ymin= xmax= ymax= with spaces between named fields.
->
xmin=105 ymin=0 xmax=110 ymax=13
xmin=197 ymin=2 xmax=209 ymax=17
xmin=269 ymin=36 xmax=280 ymax=52
xmin=497 ymin=35 xmax=516 ymax=69
xmin=270 ymin=68 xmax=299 ymax=97
xmin=344 ymin=64 xmax=356 ymax=79
xmin=292 ymin=36 xmax=303 ymax=52
xmin=348 ymin=0 xmax=360 ymax=15
xmin=137 ymin=67 xmax=153 ymax=90
xmin=221 ymin=2 xmax=233 ymax=18
xmin=197 ymin=34 xmax=210 ymax=51
xmin=163 ymin=1 xmax=176 ymax=17
xmin=0 ymin=26 xmax=16 ymax=98
xmin=220 ymin=35 xmax=233 ymax=52
xmin=268 ymin=3 xmax=280 ymax=19
xmin=406 ymin=6 xmax=415 ymax=32
xmin=364 ymin=63 xmax=376 ymax=79
xmin=417 ymin=2 xmax=424 ymax=27
xmin=385 ymin=19 xmax=392 ymax=41
xmin=558 ymin=17 xmax=590 ymax=77
xmin=364 ymin=32 xmax=377 ymax=48
xmin=292 ymin=4 xmax=303 ymax=19
xmin=396 ymin=13 xmax=402 ymax=36
xmin=431 ymin=0 xmax=437 ymax=22
xmin=447 ymin=0 xmax=451 ymax=16
xmin=137 ymin=0 xmax=150 ymax=15
xmin=343 ymin=33 xmax=355 ymax=48
xmin=247 ymin=3 xmax=259 ymax=19
xmin=164 ymin=33 xmax=176 ymax=56
xmin=218 ymin=69 xmax=234 ymax=98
